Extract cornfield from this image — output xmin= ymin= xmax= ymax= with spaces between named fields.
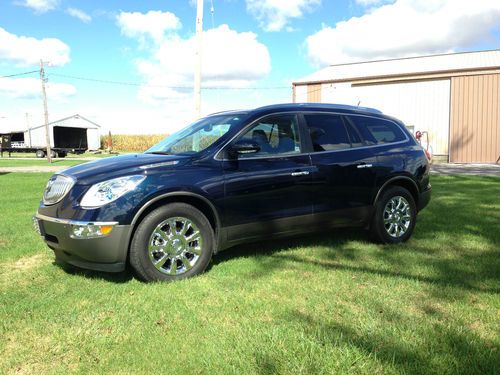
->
xmin=100 ymin=134 xmax=168 ymax=152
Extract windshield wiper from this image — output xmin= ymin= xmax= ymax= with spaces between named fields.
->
xmin=147 ymin=151 xmax=172 ymax=155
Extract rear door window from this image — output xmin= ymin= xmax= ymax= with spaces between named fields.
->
xmin=304 ymin=114 xmax=351 ymax=151
xmin=347 ymin=115 xmax=406 ymax=145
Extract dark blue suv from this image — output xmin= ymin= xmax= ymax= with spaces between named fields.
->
xmin=34 ymin=103 xmax=431 ymax=281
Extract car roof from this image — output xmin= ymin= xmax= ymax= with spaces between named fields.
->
xmin=208 ymin=103 xmax=383 ymax=119
xmin=254 ymin=103 xmax=383 ymax=115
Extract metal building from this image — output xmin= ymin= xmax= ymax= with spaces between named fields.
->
xmin=1 ymin=114 xmax=101 ymax=153
xmin=293 ymin=50 xmax=500 ymax=163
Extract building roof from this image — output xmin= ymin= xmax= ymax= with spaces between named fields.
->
xmin=294 ymin=50 xmax=500 ymax=84
xmin=30 ymin=114 xmax=101 ymax=131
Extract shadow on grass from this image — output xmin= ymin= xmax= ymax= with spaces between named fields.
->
xmin=213 ymin=226 xmax=499 ymax=295
xmin=286 ymin=309 xmax=499 ymax=375
xmin=53 ymin=260 xmax=134 ymax=283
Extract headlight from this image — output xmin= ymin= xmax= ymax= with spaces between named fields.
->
xmin=80 ymin=175 xmax=146 ymax=208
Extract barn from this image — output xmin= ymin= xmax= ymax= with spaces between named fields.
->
xmin=1 ymin=114 xmax=101 ymax=155
xmin=293 ymin=50 xmax=500 ymax=164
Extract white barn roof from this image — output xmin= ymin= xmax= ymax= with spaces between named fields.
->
xmin=294 ymin=50 xmax=500 ymax=84
xmin=30 ymin=114 xmax=101 ymax=131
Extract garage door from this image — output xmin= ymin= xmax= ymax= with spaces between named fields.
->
xmin=450 ymin=74 xmax=500 ymax=163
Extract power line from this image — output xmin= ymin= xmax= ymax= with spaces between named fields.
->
xmin=48 ymin=72 xmax=290 ymax=90
xmin=0 ymin=70 xmax=39 ymax=79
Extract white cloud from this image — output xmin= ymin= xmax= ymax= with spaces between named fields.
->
xmin=129 ymin=23 xmax=271 ymax=107
xmin=0 ymin=27 xmax=70 ymax=67
xmin=0 ymin=77 xmax=76 ymax=101
xmin=246 ymin=0 xmax=321 ymax=32
xmin=66 ymin=8 xmax=92 ymax=23
xmin=19 ymin=0 xmax=59 ymax=13
xmin=116 ymin=10 xmax=181 ymax=43
xmin=306 ymin=0 xmax=500 ymax=66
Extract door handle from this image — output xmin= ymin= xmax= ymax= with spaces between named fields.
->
xmin=291 ymin=171 xmax=310 ymax=176
xmin=356 ymin=163 xmax=373 ymax=169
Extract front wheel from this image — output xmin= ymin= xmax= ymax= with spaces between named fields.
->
xmin=370 ymin=186 xmax=416 ymax=244
xmin=130 ymin=203 xmax=214 ymax=282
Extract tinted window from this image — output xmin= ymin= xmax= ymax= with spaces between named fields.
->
xmin=343 ymin=120 xmax=364 ymax=148
xmin=348 ymin=115 xmax=406 ymax=145
xmin=238 ymin=114 xmax=301 ymax=158
xmin=304 ymin=114 xmax=350 ymax=151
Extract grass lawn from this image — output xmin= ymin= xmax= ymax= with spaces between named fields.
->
xmin=0 ymin=173 xmax=499 ymax=374
xmin=0 ymin=153 xmax=130 ymax=168
xmin=0 ymin=151 xmax=135 ymax=159
xmin=0 ymin=159 xmax=85 ymax=168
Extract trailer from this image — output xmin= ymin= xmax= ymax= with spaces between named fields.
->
xmin=0 ymin=114 xmax=101 ymax=158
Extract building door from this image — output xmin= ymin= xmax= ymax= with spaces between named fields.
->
xmin=450 ymin=74 xmax=500 ymax=163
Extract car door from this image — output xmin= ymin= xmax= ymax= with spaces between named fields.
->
xmin=304 ymin=113 xmax=379 ymax=227
xmin=221 ymin=113 xmax=315 ymax=242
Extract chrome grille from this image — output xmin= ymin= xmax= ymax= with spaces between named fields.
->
xmin=43 ymin=174 xmax=75 ymax=205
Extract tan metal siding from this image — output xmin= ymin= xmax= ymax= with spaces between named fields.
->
xmin=294 ymin=84 xmax=308 ymax=102
xmin=307 ymin=84 xmax=322 ymax=102
xmin=450 ymin=74 xmax=500 ymax=163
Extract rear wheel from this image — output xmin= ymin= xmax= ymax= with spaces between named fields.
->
xmin=370 ymin=186 xmax=416 ymax=243
xmin=35 ymin=149 xmax=45 ymax=158
xmin=57 ymin=151 xmax=67 ymax=158
xmin=130 ymin=203 xmax=214 ymax=282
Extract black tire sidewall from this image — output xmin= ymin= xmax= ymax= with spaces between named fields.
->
xmin=371 ymin=186 xmax=417 ymax=244
xmin=130 ymin=203 xmax=214 ymax=282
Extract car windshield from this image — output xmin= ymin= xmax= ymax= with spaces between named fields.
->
xmin=146 ymin=113 xmax=246 ymax=155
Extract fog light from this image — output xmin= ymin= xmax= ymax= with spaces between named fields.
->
xmin=70 ymin=224 xmax=115 ymax=239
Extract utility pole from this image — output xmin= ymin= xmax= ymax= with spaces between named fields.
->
xmin=194 ymin=0 xmax=203 ymax=118
xmin=25 ymin=113 xmax=32 ymax=147
xmin=40 ymin=59 xmax=52 ymax=163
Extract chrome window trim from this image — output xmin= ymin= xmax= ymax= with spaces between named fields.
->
xmin=306 ymin=139 xmax=410 ymax=156
xmin=214 ymin=111 xmax=410 ymax=161
xmin=35 ymin=213 xmax=118 ymax=226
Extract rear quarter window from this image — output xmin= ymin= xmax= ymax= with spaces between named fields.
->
xmin=347 ymin=115 xmax=407 ymax=145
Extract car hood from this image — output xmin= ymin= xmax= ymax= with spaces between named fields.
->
xmin=59 ymin=153 xmax=189 ymax=184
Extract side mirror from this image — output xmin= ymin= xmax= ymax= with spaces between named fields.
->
xmin=229 ymin=139 xmax=261 ymax=156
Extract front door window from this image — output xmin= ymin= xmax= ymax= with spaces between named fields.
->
xmin=238 ymin=114 xmax=301 ymax=158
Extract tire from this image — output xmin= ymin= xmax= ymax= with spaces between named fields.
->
xmin=35 ymin=150 xmax=45 ymax=158
xmin=50 ymin=150 xmax=57 ymax=158
xmin=57 ymin=151 xmax=67 ymax=158
xmin=130 ymin=203 xmax=214 ymax=282
xmin=370 ymin=186 xmax=416 ymax=244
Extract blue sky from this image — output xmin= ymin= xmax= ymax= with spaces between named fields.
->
xmin=1 ymin=0 xmax=499 ymax=134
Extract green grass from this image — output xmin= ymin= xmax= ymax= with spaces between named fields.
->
xmin=0 ymin=153 xmax=132 ymax=168
xmin=0 ymin=150 xmax=135 ymax=159
xmin=0 ymin=174 xmax=499 ymax=374
xmin=0 ymin=159 xmax=85 ymax=167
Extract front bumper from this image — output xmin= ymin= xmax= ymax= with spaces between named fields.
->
xmin=34 ymin=213 xmax=131 ymax=272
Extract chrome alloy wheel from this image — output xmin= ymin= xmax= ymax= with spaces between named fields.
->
xmin=148 ymin=217 xmax=203 ymax=275
xmin=383 ymin=196 xmax=412 ymax=238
